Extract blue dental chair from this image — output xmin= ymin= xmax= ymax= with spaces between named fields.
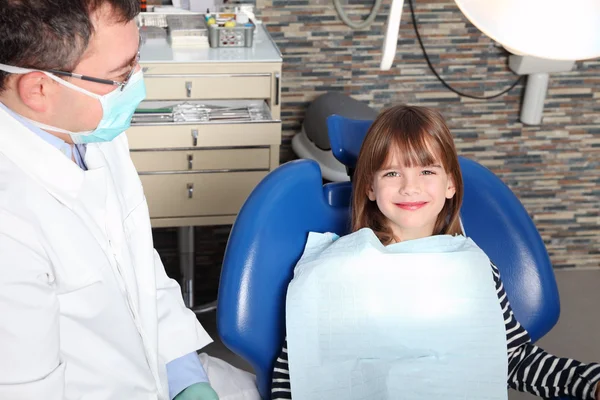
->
xmin=217 ymin=115 xmax=561 ymax=399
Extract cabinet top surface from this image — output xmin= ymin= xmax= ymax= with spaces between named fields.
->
xmin=140 ymin=24 xmax=282 ymax=64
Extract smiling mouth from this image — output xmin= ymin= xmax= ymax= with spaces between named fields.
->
xmin=395 ymin=202 xmax=428 ymax=211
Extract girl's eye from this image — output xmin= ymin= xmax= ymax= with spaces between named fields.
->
xmin=384 ymin=171 xmax=399 ymax=177
xmin=421 ymin=170 xmax=435 ymax=175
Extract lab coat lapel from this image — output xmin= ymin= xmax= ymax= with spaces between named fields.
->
xmin=0 ymin=106 xmax=84 ymax=209
xmin=0 ymin=105 xmax=113 ymax=259
xmin=74 ymin=166 xmax=109 ymax=252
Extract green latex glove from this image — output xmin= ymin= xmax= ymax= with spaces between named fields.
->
xmin=174 ymin=382 xmax=219 ymax=400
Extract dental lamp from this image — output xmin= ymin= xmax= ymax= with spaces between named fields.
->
xmin=381 ymin=0 xmax=600 ymax=125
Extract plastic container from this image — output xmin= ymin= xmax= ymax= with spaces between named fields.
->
xmin=208 ymin=21 xmax=254 ymax=48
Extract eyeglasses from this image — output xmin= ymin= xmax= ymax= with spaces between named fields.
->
xmin=46 ymin=51 xmax=140 ymax=92
xmin=43 ymin=35 xmax=142 ymax=92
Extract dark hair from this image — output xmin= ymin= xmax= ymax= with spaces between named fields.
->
xmin=351 ymin=104 xmax=464 ymax=245
xmin=0 ymin=0 xmax=140 ymax=92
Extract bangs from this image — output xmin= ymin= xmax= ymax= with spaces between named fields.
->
xmin=381 ymin=127 xmax=444 ymax=169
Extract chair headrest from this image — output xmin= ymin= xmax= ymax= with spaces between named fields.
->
xmin=327 ymin=115 xmax=374 ymax=169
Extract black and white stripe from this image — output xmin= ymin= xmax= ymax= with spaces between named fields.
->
xmin=271 ymin=263 xmax=600 ymax=400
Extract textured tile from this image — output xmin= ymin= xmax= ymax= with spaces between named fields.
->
xmin=256 ymin=0 xmax=600 ymax=269
xmin=156 ymin=0 xmax=599 ymax=299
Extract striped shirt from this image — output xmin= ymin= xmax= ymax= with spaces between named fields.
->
xmin=272 ymin=263 xmax=600 ymax=399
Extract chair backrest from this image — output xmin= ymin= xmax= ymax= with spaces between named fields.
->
xmin=217 ymin=115 xmax=560 ymax=399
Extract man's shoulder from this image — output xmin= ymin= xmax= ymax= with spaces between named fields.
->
xmin=0 ymin=151 xmax=32 ymax=176
xmin=0 ymin=152 xmax=43 ymax=194
xmin=0 ymin=153 xmax=52 ymax=224
xmin=0 ymin=156 xmax=49 ymax=260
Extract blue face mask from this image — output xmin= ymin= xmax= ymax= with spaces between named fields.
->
xmin=0 ymin=64 xmax=146 ymax=144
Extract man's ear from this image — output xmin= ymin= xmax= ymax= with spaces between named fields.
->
xmin=16 ymin=72 xmax=57 ymax=113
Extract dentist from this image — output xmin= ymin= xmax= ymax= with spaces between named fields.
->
xmin=0 ymin=1 xmax=256 ymax=399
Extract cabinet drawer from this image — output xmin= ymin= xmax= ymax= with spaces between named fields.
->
xmin=131 ymin=148 xmax=270 ymax=172
xmin=144 ymin=74 xmax=271 ymax=100
xmin=126 ymin=122 xmax=281 ymax=149
xmin=140 ymin=171 xmax=267 ymax=218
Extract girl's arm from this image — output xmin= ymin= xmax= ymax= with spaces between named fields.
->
xmin=491 ymin=263 xmax=600 ymax=399
xmin=272 ymin=340 xmax=292 ymax=399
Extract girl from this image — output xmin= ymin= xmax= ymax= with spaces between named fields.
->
xmin=272 ymin=105 xmax=600 ymax=400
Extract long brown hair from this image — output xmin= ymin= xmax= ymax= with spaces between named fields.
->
xmin=351 ymin=104 xmax=464 ymax=245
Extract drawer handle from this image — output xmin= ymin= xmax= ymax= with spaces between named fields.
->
xmin=187 ymin=154 xmax=194 ymax=170
xmin=192 ymin=129 xmax=198 ymax=146
xmin=187 ymin=183 xmax=194 ymax=199
xmin=185 ymin=81 xmax=192 ymax=98
xmin=275 ymin=73 xmax=280 ymax=106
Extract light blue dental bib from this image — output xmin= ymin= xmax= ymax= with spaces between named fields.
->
xmin=286 ymin=229 xmax=508 ymax=400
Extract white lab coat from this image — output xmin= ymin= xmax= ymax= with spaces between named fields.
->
xmin=0 ymin=106 xmax=213 ymax=400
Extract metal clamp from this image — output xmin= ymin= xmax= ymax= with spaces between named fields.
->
xmin=192 ymin=129 xmax=198 ymax=146
xmin=187 ymin=183 xmax=194 ymax=199
xmin=185 ymin=81 xmax=192 ymax=98
xmin=187 ymin=154 xmax=194 ymax=170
